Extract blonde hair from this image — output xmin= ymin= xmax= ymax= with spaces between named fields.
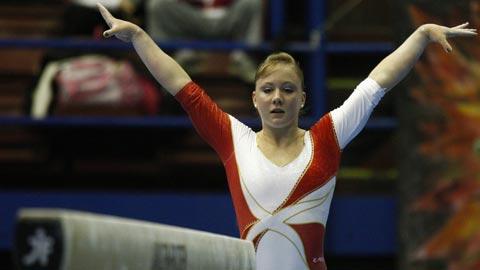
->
xmin=255 ymin=52 xmax=304 ymax=89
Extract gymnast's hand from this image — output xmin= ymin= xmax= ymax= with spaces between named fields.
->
xmin=420 ymin=22 xmax=477 ymax=53
xmin=97 ymin=3 xmax=141 ymax=42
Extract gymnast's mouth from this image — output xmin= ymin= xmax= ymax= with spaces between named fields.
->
xmin=270 ymin=108 xmax=285 ymax=114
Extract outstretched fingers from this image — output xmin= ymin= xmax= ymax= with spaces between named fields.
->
xmin=452 ymin=22 xmax=470 ymax=29
xmin=97 ymin=3 xmax=114 ymax=27
xmin=449 ymin=22 xmax=477 ymax=37
xmin=97 ymin=3 xmax=118 ymax=38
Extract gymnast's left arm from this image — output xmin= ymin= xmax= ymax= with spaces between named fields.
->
xmin=369 ymin=23 xmax=477 ymax=91
xmin=330 ymin=23 xmax=476 ymax=150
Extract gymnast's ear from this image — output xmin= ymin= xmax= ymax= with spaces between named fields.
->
xmin=252 ymin=90 xmax=257 ymax=108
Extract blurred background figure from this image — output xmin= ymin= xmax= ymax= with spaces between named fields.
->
xmin=146 ymin=0 xmax=263 ymax=83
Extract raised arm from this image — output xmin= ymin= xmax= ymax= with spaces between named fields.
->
xmin=97 ymin=3 xmax=191 ymax=95
xmin=330 ymin=23 xmax=476 ymax=149
xmin=369 ymin=23 xmax=477 ymax=91
xmin=98 ymin=3 xmax=238 ymax=160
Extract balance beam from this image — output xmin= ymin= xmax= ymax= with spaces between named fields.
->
xmin=13 ymin=208 xmax=255 ymax=270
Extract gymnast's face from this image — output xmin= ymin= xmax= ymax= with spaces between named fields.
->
xmin=253 ymin=64 xmax=305 ymax=129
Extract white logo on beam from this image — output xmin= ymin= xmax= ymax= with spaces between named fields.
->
xmin=22 ymin=227 xmax=55 ymax=267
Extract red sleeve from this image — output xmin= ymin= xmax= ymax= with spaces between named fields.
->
xmin=174 ymin=81 xmax=233 ymax=162
xmin=310 ymin=113 xmax=342 ymax=163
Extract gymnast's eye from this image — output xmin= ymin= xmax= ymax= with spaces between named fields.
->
xmin=282 ymin=83 xmax=296 ymax=93
xmin=261 ymin=86 xmax=273 ymax=93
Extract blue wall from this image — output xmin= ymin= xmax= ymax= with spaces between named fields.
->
xmin=0 ymin=191 xmax=396 ymax=255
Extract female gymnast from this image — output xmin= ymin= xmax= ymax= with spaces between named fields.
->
xmin=97 ymin=3 xmax=476 ymax=269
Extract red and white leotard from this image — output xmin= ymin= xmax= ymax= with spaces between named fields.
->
xmin=175 ymin=78 xmax=385 ymax=270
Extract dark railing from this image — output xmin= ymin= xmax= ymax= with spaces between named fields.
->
xmin=0 ymin=0 xmax=395 ymax=129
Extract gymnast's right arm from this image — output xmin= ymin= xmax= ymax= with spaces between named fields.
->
xmin=97 ymin=3 xmax=233 ymax=160
xmin=97 ymin=3 xmax=190 ymax=96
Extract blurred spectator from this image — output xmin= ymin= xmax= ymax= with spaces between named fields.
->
xmin=62 ymin=0 xmax=141 ymax=37
xmin=146 ymin=0 xmax=263 ymax=83
xmin=30 ymin=54 xmax=160 ymax=118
